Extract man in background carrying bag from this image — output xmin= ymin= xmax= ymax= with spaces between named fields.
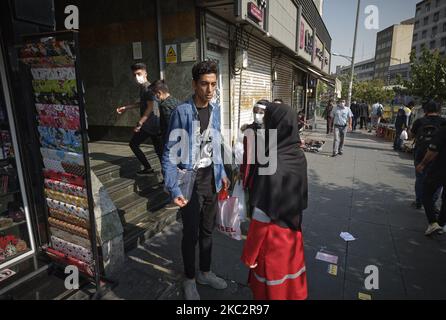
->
xmin=162 ymin=61 xmax=230 ymax=300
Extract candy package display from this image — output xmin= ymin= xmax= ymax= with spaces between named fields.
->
xmin=21 ymin=56 xmax=74 ymax=68
xmin=44 ymin=246 xmax=94 ymax=277
xmin=43 ymin=170 xmax=85 ymax=187
xmin=32 ymin=80 xmax=77 ymax=95
xmin=40 ymin=148 xmax=83 ymax=165
xmin=1 ymin=130 xmax=14 ymax=159
xmin=61 ymin=162 xmax=85 ymax=177
xmin=48 ymin=217 xmax=89 ymax=239
xmin=36 ymin=104 xmax=80 ymax=130
xmin=20 ymin=40 xmax=75 ymax=59
xmin=49 ymin=227 xmax=91 ymax=250
xmin=45 ymin=189 xmax=88 ymax=208
xmin=34 ymin=92 xmax=79 ymax=106
xmin=44 ymin=179 xmax=86 ymax=198
xmin=38 ymin=115 xmax=80 ymax=131
xmin=0 ymin=235 xmax=28 ymax=260
xmin=43 ymin=158 xmax=65 ymax=173
xmin=49 ymin=208 xmax=88 ymax=229
xmin=31 ymin=67 xmax=76 ymax=81
xmin=38 ymin=126 xmax=82 ymax=153
xmin=51 ymin=236 xmax=93 ymax=264
xmin=46 ymin=198 xmax=89 ymax=220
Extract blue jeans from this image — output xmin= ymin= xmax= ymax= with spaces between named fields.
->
xmin=415 ymin=166 xmax=442 ymax=205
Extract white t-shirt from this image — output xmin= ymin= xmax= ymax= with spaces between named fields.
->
xmin=372 ymin=103 xmax=383 ymax=116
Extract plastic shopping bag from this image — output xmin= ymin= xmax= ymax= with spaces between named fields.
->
xmin=232 ymin=181 xmax=247 ymax=222
xmin=400 ymin=129 xmax=408 ymax=141
xmin=216 ymin=189 xmax=242 ymax=240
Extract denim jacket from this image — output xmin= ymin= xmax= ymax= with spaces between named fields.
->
xmin=162 ymin=97 xmax=228 ymax=200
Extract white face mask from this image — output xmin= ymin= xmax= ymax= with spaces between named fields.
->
xmin=136 ymin=75 xmax=146 ymax=85
xmin=254 ymin=113 xmax=264 ymax=125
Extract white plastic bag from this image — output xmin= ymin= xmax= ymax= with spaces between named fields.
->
xmin=216 ymin=192 xmax=242 ymax=241
xmin=232 ymin=181 xmax=247 ymax=222
xmin=400 ymin=129 xmax=408 ymax=140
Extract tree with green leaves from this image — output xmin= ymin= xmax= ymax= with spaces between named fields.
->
xmin=352 ymin=79 xmax=394 ymax=105
xmin=405 ymin=47 xmax=446 ymax=103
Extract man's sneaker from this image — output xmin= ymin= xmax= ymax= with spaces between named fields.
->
xmin=338 ymin=151 xmax=343 ymax=155
xmin=165 ymin=203 xmax=180 ymax=210
xmin=183 ymin=279 xmax=200 ymax=300
xmin=425 ymin=222 xmax=442 ymax=236
xmin=196 ymin=271 xmax=228 ymax=290
xmin=331 ymin=153 xmax=338 ymax=158
xmin=136 ymin=168 xmax=155 ymax=176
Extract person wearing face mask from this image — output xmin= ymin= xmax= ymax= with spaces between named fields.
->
xmin=149 ymin=80 xmax=180 ymax=143
xmin=330 ymin=99 xmax=353 ymax=157
xmin=116 ymin=63 xmax=162 ymax=176
xmin=239 ymin=101 xmax=267 ymax=196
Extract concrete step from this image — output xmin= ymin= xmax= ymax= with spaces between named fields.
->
xmin=93 ymin=151 xmax=161 ymax=184
xmin=104 ymin=175 xmax=162 ymax=203
xmin=115 ymin=187 xmax=170 ymax=225
xmin=124 ymin=208 xmax=179 ymax=252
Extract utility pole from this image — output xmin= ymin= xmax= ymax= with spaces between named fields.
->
xmin=348 ymin=0 xmax=361 ymax=108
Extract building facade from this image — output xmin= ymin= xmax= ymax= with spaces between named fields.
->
xmin=412 ymin=0 xmax=446 ymax=57
xmin=387 ymin=62 xmax=411 ymax=85
xmin=374 ymin=19 xmax=414 ymax=81
xmin=52 ymin=0 xmax=332 ymax=144
xmin=336 ymin=58 xmax=375 ymax=82
xmin=312 ymin=0 xmax=323 ymax=16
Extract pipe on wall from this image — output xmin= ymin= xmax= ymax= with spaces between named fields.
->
xmin=156 ymin=0 xmax=165 ymax=80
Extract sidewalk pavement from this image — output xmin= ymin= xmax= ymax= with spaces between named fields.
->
xmin=99 ymin=120 xmax=446 ymax=300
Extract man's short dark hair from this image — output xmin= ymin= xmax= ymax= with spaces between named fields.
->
xmin=131 ymin=63 xmax=147 ymax=72
xmin=407 ymin=100 xmax=415 ymax=108
xmin=150 ymin=80 xmax=169 ymax=94
xmin=192 ymin=60 xmax=218 ymax=81
xmin=423 ymin=100 xmax=440 ymax=113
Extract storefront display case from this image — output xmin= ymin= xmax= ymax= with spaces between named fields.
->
xmin=0 ymin=47 xmax=37 ymax=276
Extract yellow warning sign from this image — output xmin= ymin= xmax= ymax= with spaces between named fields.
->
xmin=328 ymin=264 xmax=338 ymax=276
xmin=166 ymin=45 xmax=177 ymax=64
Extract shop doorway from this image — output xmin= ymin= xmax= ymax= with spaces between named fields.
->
xmin=206 ymin=43 xmax=231 ymax=146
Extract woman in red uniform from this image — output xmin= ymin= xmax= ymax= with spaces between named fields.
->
xmin=241 ymin=102 xmax=308 ymax=300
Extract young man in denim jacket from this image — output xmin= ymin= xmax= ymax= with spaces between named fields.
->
xmin=162 ymin=61 xmax=230 ymax=300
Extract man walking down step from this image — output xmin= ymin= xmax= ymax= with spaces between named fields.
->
xmin=162 ymin=61 xmax=230 ymax=300
xmin=116 ymin=63 xmax=162 ymax=176
xmin=330 ymin=99 xmax=353 ymax=157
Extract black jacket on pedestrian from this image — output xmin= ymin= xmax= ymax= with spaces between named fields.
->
xmin=359 ymin=103 xmax=369 ymax=118
xmin=394 ymin=107 xmax=408 ymax=131
xmin=351 ymin=103 xmax=360 ymax=118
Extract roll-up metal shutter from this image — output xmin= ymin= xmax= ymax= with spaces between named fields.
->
xmin=233 ymin=34 xmax=272 ymax=138
xmin=206 ymin=13 xmax=230 ymax=49
xmin=272 ymin=54 xmax=293 ymax=105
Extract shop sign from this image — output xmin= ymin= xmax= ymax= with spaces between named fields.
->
xmin=248 ymin=2 xmax=264 ymax=23
xmin=299 ymin=15 xmax=314 ymax=63
xmin=323 ymin=48 xmax=330 ymax=73
xmin=313 ymin=35 xmax=324 ymax=70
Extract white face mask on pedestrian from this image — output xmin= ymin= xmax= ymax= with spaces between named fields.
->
xmin=136 ymin=75 xmax=146 ymax=85
xmin=254 ymin=113 xmax=264 ymax=125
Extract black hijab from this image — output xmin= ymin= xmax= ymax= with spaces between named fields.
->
xmin=249 ymin=102 xmax=308 ymax=231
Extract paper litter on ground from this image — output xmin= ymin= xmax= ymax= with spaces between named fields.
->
xmin=315 ymin=251 xmax=339 ymax=264
xmin=340 ymin=232 xmax=356 ymax=242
